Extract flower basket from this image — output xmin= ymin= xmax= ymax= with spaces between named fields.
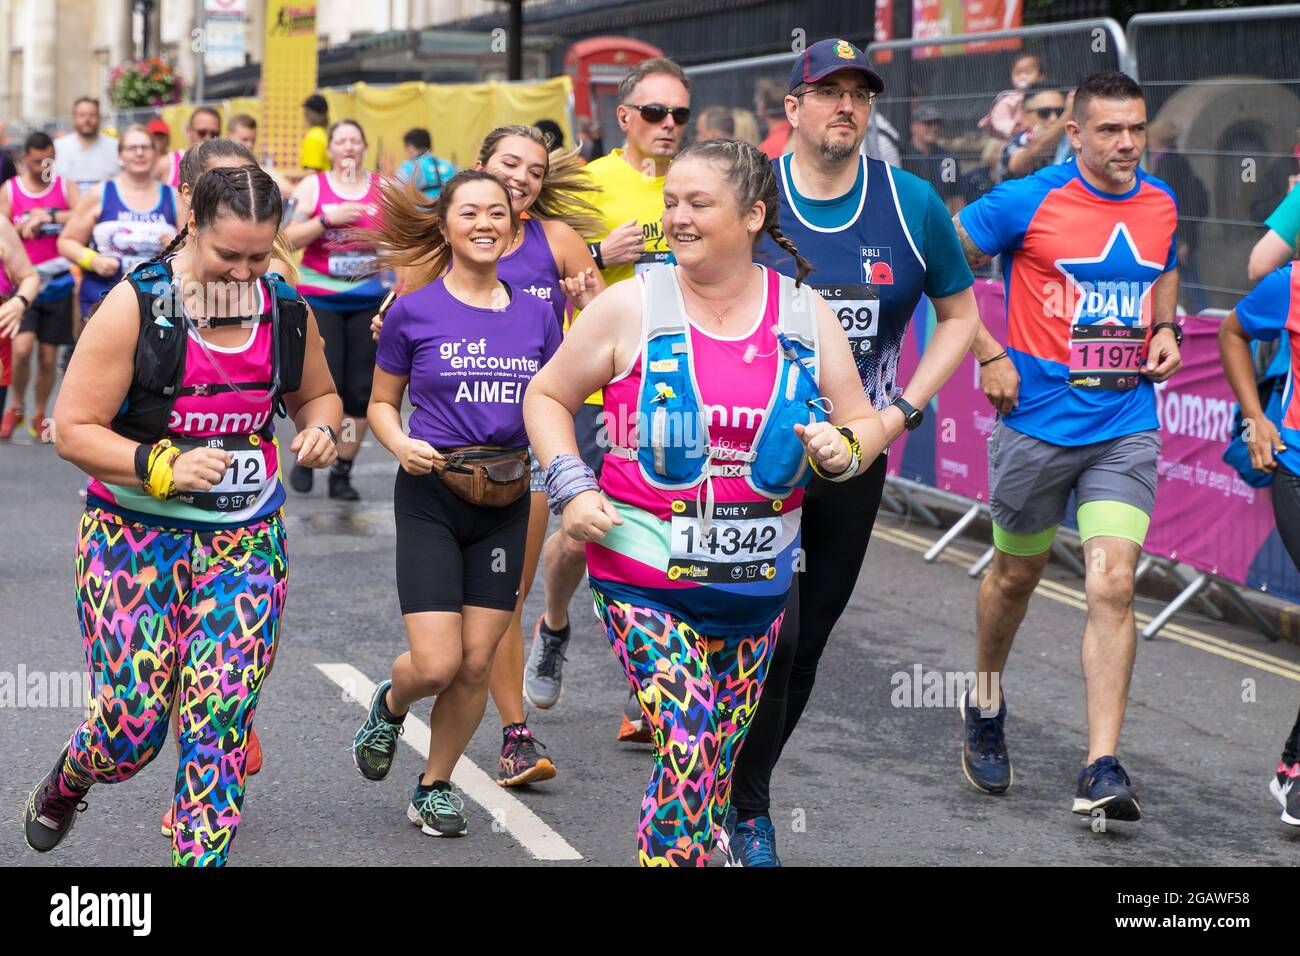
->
xmin=108 ymin=59 xmax=185 ymax=110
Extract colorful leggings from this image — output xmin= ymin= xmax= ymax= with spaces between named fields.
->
xmin=592 ymin=589 xmax=779 ymax=867
xmin=60 ymin=507 xmax=287 ymax=867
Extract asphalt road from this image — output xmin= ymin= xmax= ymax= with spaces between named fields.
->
xmin=3 ymin=429 xmax=1299 ymax=867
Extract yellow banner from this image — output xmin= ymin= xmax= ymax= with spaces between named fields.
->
xmin=261 ymin=1 xmax=319 ymax=170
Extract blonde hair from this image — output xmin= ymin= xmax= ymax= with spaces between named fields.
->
xmin=117 ymin=124 xmax=155 ymax=153
xmin=477 ymin=125 xmax=605 ymax=240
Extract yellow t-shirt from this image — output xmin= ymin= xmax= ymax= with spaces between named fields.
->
xmin=299 ymin=126 xmax=329 ymax=172
xmin=581 ymin=148 xmax=672 ymax=403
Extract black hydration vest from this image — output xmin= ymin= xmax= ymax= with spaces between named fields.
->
xmin=110 ymin=260 xmax=308 ymax=443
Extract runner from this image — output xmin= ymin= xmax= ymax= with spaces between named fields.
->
xmin=730 ymin=36 xmax=980 ymax=866
xmin=154 ymin=106 xmax=221 ymax=189
xmin=23 ymin=165 xmax=343 ymax=865
xmin=284 ymin=119 xmax=390 ymax=500
xmin=0 ymin=131 xmax=80 ymax=442
xmin=396 ymin=128 xmax=457 ymax=200
xmin=52 ymin=98 xmax=119 ymax=196
xmin=373 ymin=124 xmax=604 ymax=786
xmin=224 ymin=115 xmax=292 ymax=198
xmin=1217 ymin=265 xmax=1300 ymax=828
xmin=524 ymin=137 xmax=886 ymax=865
xmin=350 ymin=169 xmax=560 ymax=837
xmin=57 ymin=125 xmax=179 ymax=321
xmin=0 ymin=218 xmax=42 ymax=422
xmin=531 ymin=56 xmax=691 ymax=744
xmin=953 ymin=71 xmax=1182 ymax=821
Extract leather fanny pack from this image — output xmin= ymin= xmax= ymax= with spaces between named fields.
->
xmin=432 ymin=445 xmax=530 ymax=507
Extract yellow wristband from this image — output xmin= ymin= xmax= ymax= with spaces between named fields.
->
xmin=143 ymin=440 xmax=181 ymax=500
xmin=77 ymin=248 xmax=98 ymax=270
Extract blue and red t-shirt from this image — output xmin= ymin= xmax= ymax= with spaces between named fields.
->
xmin=1235 ymin=262 xmax=1300 ymax=475
xmin=959 ymin=161 xmax=1178 ymax=446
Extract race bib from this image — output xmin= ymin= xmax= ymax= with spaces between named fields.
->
xmin=814 ymin=283 xmax=879 ymax=357
xmin=175 ymin=433 xmax=270 ymax=513
xmin=35 ymin=257 xmax=71 ymax=291
xmin=667 ymin=499 xmax=784 ymax=585
xmin=328 ymin=251 xmax=378 ymax=279
xmin=1068 ymin=324 xmax=1147 ymax=391
xmin=633 ymin=251 xmax=673 ymax=277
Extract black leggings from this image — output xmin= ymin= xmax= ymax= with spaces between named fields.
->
xmin=315 ymin=305 xmax=378 ymax=419
xmin=1270 ymin=464 xmax=1300 ymax=764
xmin=731 ymin=453 xmax=888 ymax=819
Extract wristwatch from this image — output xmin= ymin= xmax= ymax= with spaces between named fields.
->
xmin=314 ymin=424 xmax=338 ymax=445
xmin=891 ymin=396 xmax=924 ymax=432
xmin=1151 ymin=321 xmax=1183 ymax=346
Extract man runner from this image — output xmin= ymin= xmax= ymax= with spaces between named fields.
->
xmin=953 ymin=71 xmax=1182 ymax=821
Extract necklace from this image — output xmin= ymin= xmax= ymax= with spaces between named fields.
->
xmin=678 ymin=265 xmax=755 ymax=325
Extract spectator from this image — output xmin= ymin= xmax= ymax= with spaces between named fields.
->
xmin=961 ymin=137 xmax=1004 ymax=205
xmin=731 ymin=108 xmax=761 ymax=144
xmin=1148 ymin=118 xmax=1208 ymax=312
xmin=998 ymin=85 xmax=1071 ymax=181
xmin=300 ymin=93 xmax=330 ymax=173
xmin=534 ymin=118 xmax=565 ymax=150
xmin=576 ymin=116 xmax=601 ymax=162
xmin=695 ymin=106 xmax=734 ymax=142
xmin=755 ymin=77 xmax=793 ymax=159
xmin=53 ymin=97 xmax=119 ymax=194
xmin=902 ymin=105 xmax=963 ymax=211
xmin=395 ymin=128 xmax=457 ymax=200
xmin=146 ymin=118 xmax=170 ymax=158
xmin=865 ymin=108 xmax=902 ymax=166
xmin=979 ymin=52 xmax=1045 ymax=140
xmin=153 ymin=106 xmax=220 ymax=188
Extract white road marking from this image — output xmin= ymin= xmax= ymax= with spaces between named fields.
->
xmin=315 ymin=662 xmax=583 ymax=861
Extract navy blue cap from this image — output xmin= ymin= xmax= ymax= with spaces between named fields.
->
xmin=789 ymin=38 xmax=884 ymax=95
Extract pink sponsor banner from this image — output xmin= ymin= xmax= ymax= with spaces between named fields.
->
xmin=933 ymin=280 xmax=1005 ymax=499
xmin=1144 ymin=314 xmax=1274 ymax=584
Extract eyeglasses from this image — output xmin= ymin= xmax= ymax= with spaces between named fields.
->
xmin=193 ymin=128 xmax=220 ymax=139
xmin=624 ymin=104 xmax=692 ymax=125
xmin=121 ymin=144 xmax=154 ymax=153
xmin=1032 ymin=107 xmax=1065 ymax=120
xmin=797 ymin=86 xmax=876 ymax=107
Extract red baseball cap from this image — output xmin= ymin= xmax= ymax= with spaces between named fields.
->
xmin=146 ymin=119 xmax=171 ymax=136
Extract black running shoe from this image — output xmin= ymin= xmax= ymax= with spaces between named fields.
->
xmin=352 ymin=680 xmax=404 ymax=781
xmin=24 ymin=748 xmax=89 ymax=853
xmin=329 ymin=460 xmax=360 ymax=501
xmin=1073 ymin=755 xmax=1141 ymax=822
xmin=290 ymin=464 xmax=314 ymax=493
xmin=408 ymin=780 xmax=468 ymax=837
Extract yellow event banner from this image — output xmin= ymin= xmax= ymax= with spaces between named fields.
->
xmin=176 ymin=77 xmax=573 ymax=178
xmin=261 ymin=0 xmax=319 ymax=170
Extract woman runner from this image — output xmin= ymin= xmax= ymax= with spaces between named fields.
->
xmin=524 ymin=139 xmax=887 ymax=865
xmin=23 ymin=165 xmax=343 ymax=866
xmin=350 ymin=169 xmax=560 ymax=837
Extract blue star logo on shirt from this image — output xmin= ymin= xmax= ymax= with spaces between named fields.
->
xmin=1054 ymin=223 xmax=1164 ymax=327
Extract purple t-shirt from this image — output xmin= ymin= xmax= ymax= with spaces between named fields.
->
xmin=376 ymin=277 xmax=560 ymax=448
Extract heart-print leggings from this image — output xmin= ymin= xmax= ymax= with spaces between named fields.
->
xmin=58 ymin=507 xmax=287 ymax=866
xmin=591 ymin=589 xmax=778 ymax=866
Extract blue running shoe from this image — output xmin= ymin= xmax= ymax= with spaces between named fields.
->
xmin=408 ymin=780 xmax=468 ymax=837
xmin=352 ymin=679 xmax=404 ymax=781
xmin=1073 ymin=755 xmax=1141 ymax=822
xmin=960 ymin=688 xmax=1012 ymax=794
xmin=723 ymin=812 xmax=781 ymax=867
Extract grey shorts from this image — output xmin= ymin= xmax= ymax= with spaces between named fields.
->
xmin=987 ymin=421 xmax=1160 ymax=541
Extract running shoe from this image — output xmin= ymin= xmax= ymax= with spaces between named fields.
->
xmin=0 ymin=407 xmax=23 ymax=441
xmin=1269 ymin=761 xmax=1300 ymax=826
xmin=617 ymin=691 xmax=653 ymax=744
xmin=24 ymin=747 xmax=89 ymax=853
xmin=960 ymin=688 xmax=1012 ymax=794
xmin=353 ymin=680 xmax=405 ymax=781
xmin=329 ymin=461 xmax=360 ymax=501
xmin=289 ymin=464 xmax=313 ymax=494
xmin=721 ymin=810 xmax=782 ymax=867
xmin=1073 ymin=755 xmax=1141 ymax=821
xmin=497 ymin=723 xmax=556 ymax=787
xmin=247 ymin=727 xmax=263 ymax=776
xmin=161 ymin=803 xmax=175 ymax=838
xmin=28 ymin=417 xmax=53 ymax=443
xmin=408 ymin=780 xmax=468 ymax=837
xmin=524 ymin=616 xmax=568 ymax=709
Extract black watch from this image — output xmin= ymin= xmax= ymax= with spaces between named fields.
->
xmin=1151 ymin=321 xmax=1183 ymax=346
xmin=891 ymin=396 xmax=923 ymax=432
xmin=314 ymin=424 xmax=338 ymax=445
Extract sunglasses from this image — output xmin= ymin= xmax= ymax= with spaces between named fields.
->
xmin=1032 ymin=107 xmax=1065 ymax=120
xmin=624 ymin=103 xmax=691 ymax=125
xmin=193 ymin=128 xmax=220 ymax=139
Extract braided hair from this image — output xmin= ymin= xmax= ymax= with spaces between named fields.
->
xmin=673 ymin=137 xmax=813 ymax=285
xmin=150 ymin=164 xmax=283 ymax=267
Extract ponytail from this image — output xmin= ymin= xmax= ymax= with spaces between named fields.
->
xmin=768 ymin=222 xmax=813 ymax=286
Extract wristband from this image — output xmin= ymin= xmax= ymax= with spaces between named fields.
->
xmin=13 ymin=293 xmax=30 ymax=310
xmin=545 ymin=453 xmax=600 ymax=515
xmin=134 ymin=443 xmax=152 ymax=483
xmin=809 ymin=427 xmax=861 ymax=482
xmin=319 ymin=210 xmax=331 ymax=230
xmin=587 ymin=242 xmax=605 ymax=271
xmin=77 ymin=248 xmax=98 ymax=270
xmin=143 ymin=440 xmax=182 ymax=500
xmin=978 ymin=351 xmax=1008 ymax=368
xmin=314 ymin=423 xmax=338 ymax=445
